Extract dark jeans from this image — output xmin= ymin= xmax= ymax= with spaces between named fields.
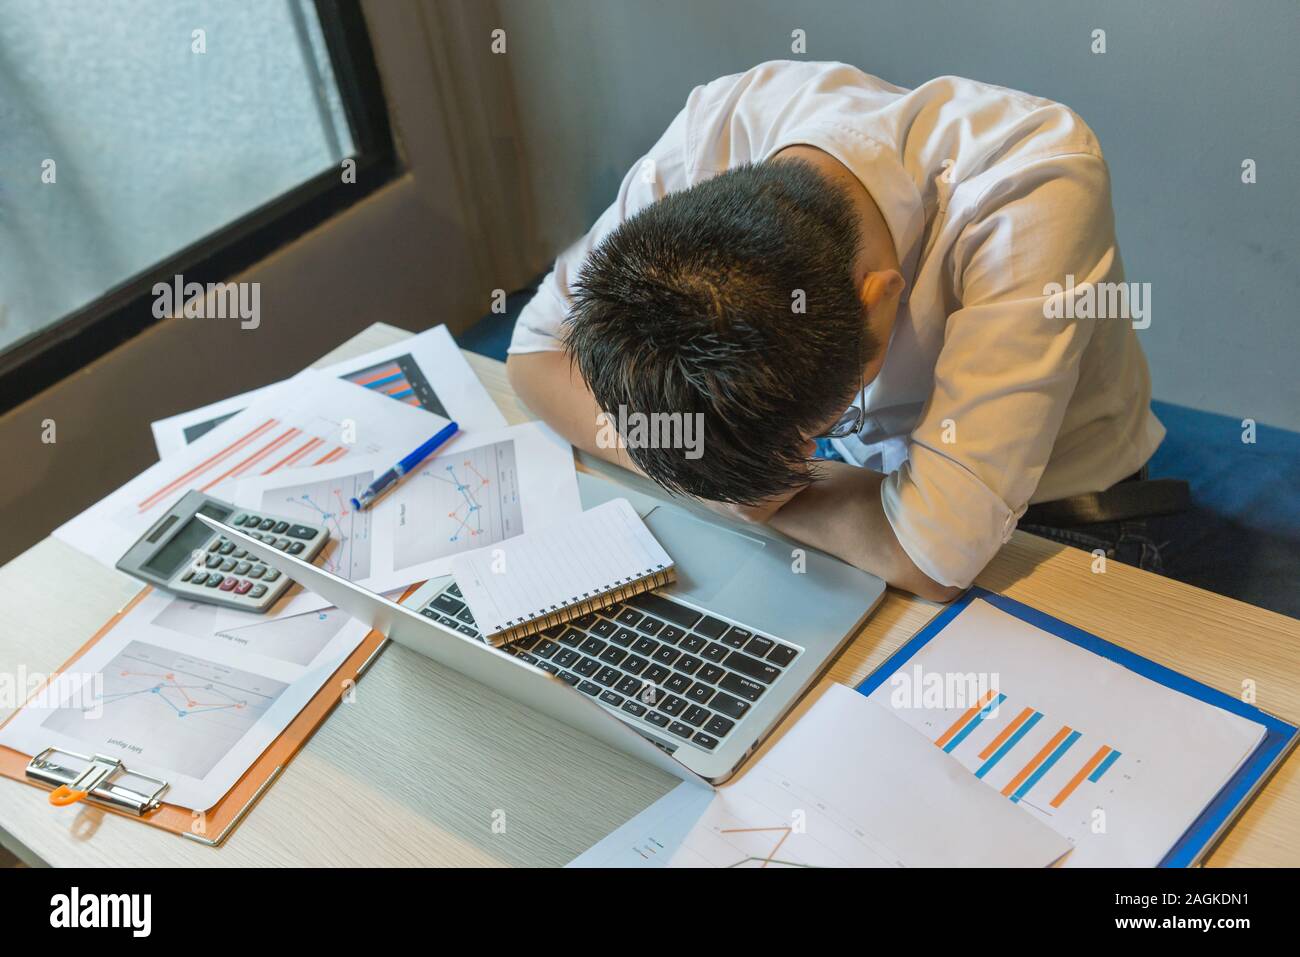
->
xmin=1018 ymin=517 xmax=1170 ymax=574
xmin=1020 ymin=466 xmax=1187 ymax=575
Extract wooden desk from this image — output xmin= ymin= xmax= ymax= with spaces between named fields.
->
xmin=1 ymin=323 xmax=1296 ymax=867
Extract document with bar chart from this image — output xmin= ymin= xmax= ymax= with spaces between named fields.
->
xmin=149 ymin=324 xmax=506 ymax=457
xmin=570 ymin=683 xmax=1071 ymax=868
xmin=55 ymin=369 xmax=442 ymax=568
xmin=862 ymin=593 xmax=1277 ymax=866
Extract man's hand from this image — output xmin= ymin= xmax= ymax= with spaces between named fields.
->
xmin=767 ymin=460 xmax=964 ymax=603
xmin=700 ymin=439 xmax=819 ymax=524
xmin=699 ymin=485 xmax=806 ymax=525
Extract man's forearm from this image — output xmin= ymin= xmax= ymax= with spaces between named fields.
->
xmin=768 ymin=461 xmax=962 ymax=602
xmin=505 ymin=350 xmax=640 ymax=472
xmin=508 ymin=351 xmax=956 ymax=601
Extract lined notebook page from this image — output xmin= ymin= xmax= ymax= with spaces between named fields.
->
xmin=450 ymin=498 xmax=673 ymax=641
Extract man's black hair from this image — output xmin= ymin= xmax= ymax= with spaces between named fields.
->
xmin=565 ymin=158 xmax=876 ymax=504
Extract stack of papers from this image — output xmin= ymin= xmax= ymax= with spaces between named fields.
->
xmin=570 ymin=683 xmax=1073 ymax=868
xmin=10 ymin=326 xmax=585 ymax=811
xmin=148 ymin=324 xmax=507 ymax=455
xmin=861 ymin=598 xmax=1268 ymax=866
xmin=570 ymin=595 xmax=1278 ymax=868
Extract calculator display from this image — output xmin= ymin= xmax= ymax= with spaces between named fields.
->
xmin=143 ymin=502 xmax=231 ymax=576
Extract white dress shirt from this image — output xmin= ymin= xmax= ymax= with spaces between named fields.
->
xmin=508 ymin=60 xmax=1165 ymax=588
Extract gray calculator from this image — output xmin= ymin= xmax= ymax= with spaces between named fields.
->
xmin=115 ymin=490 xmax=329 ymax=612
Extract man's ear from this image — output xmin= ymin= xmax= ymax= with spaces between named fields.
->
xmin=859 ymin=269 xmax=905 ymax=308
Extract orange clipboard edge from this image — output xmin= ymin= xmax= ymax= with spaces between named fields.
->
xmin=0 ymin=582 xmax=418 ymax=847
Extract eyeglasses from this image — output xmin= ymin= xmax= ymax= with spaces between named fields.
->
xmin=815 ymin=379 xmax=867 ymax=439
xmin=815 ymin=334 xmax=868 ymax=440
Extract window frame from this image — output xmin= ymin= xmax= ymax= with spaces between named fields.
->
xmin=0 ymin=0 xmax=398 ymax=414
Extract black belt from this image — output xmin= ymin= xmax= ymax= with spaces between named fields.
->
xmin=1022 ymin=468 xmax=1189 ymax=527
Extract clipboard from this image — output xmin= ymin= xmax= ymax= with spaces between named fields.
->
xmin=0 ymin=585 xmax=407 ymax=846
xmin=856 ymin=586 xmax=1300 ymax=867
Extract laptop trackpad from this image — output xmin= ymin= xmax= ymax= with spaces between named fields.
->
xmin=642 ymin=505 xmax=766 ymax=603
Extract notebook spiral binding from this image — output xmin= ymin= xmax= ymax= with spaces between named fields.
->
xmin=490 ymin=565 xmax=676 ymax=647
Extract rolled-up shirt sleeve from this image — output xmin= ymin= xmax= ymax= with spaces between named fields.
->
xmin=508 ymin=104 xmax=692 ymax=355
xmin=882 ymin=152 xmax=1120 ymax=588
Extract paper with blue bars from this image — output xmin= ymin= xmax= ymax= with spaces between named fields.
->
xmin=862 ymin=596 xmax=1267 ymax=866
xmin=569 ymin=683 xmax=1072 ymax=868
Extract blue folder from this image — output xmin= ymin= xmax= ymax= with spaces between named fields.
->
xmin=855 ymin=587 xmax=1298 ymax=867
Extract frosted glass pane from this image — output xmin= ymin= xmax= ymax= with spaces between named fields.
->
xmin=0 ymin=0 xmax=355 ymax=354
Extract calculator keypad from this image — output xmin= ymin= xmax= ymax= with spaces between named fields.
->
xmin=172 ymin=510 xmax=325 ymax=611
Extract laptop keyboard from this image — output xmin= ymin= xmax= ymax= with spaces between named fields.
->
xmin=417 ymin=584 xmax=801 ymax=753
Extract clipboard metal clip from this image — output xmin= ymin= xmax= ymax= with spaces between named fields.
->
xmin=26 ymin=747 xmax=169 ymax=816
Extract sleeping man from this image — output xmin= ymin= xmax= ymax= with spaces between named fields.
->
xmin=506 ymin=61 xmax=1165 ymax=601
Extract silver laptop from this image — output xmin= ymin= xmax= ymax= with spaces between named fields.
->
xmin=200 ymin=467 xmax=884 ymax=784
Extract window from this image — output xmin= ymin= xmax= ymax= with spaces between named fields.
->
xmin=0 ymin=0 xmax=395 ymax=411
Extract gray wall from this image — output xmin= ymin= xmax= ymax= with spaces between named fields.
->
xmin=496 ymin=0 xmax=1300 ymax=429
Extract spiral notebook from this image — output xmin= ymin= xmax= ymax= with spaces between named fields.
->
xmin=449 ymin=498 xmax=675 ymax=647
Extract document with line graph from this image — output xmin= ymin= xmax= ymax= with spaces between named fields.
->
xmin=0 ymin=586 xmax=374 ymax=810
xmin=229 ymin=421 xmax=581 ymax=604
xmin=569 ymin=683 xmax=1072 ymax=868
xmin=55 ymin=369 xmax=445 ymax=568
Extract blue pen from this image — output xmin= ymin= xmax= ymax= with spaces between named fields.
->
xmin=350 ymin=420 xmax=460 ymax=511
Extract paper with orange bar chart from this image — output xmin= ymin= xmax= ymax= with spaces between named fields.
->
xmin=866 ymin=598 xmax=1266 ymax=866
xmin=569 ymin=683 xmax=1072 ymax=868
xmin=55 ymin=369 xmax=447 ymax=569
xmin=148 ymin=325 xmax=507 ymax=457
